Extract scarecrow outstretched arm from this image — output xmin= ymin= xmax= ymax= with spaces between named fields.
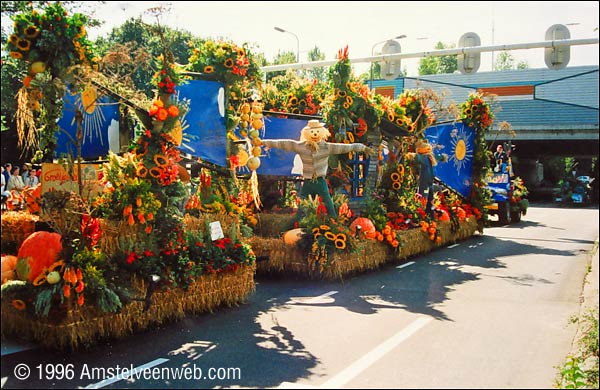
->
xmin=325 ymin=142 xmax=367 ymax=155
xmin=262 ymin=139 xmax=304 ymax=153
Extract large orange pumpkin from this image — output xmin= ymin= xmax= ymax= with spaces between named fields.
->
xmin=17 ymin=231 xmax=62 ymax=282
xmin=1 ymin=255 xmax=18 ymax=283
xmin=349 ymin=217 xmax=377 ymax=240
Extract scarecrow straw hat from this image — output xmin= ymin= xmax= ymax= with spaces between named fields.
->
xmin=303 ymin=119 xmax=326 ymax=132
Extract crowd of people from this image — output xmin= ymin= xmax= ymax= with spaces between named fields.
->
xmin=1 ymin=162 xmax=41 ymax=210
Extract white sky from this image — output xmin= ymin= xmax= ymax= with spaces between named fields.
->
xmin=88 ymin=1 xmax=599 ymax=76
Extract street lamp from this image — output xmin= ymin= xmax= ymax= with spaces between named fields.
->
xmin=370 ymin=35 xmax=407 ymax=89
xmin=274 ymin=26 xmax=300 ymax=62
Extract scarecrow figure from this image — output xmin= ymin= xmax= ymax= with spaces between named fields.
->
xmin=260 ymin=119 xmax=373 ymax=216
xmin=408 ymin=138 xmax=438 ymax=219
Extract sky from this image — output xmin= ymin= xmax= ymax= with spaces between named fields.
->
xmin=86 ymin=1 xmax=599 ymax=77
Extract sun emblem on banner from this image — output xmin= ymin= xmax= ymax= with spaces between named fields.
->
xmin=449 ymin=127 xmax=473 ymax=174
xmin=75 ymin=85 xmax=107 ymax=145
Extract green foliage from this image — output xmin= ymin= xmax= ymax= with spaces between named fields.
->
xmin=494 ymin=51 xmax=529 ymax=71
xmin=303 ymin=46 xmax=327 ymax=82
xmin=418 ymin=42 xmax=457 ymax=75
xmin=95 ymin=286 xmax=122 ymax=313
xmin=33 ymin=283 xmax=62 ymax=317
xmin=557 ymin=307 xmax=599 ymax=388
xmin=560 ymin=357 xmax=587 ymax=389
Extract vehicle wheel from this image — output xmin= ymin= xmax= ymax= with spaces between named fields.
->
xmin=498 ymin=202 xmax=511 ymax=225
xmin=510 ymin=210 xmax=521 ymax=223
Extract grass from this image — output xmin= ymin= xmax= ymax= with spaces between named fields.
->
xmin=555 ymin=307 xmax=599 ymax=388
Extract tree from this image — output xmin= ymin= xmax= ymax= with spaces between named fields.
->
xmin=418 ymin=41 xmax=457 ymax=75
xmin=95 ymin=17 xmax=199 ymax=97
xmin=303 ymin=46 xmax=327 ymax=82
xmin=494 ymin=51 xmax=529 ymax=71
xmin=267 ymin=50 xmax=297 ymax=81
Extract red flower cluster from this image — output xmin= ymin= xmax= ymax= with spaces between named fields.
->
xmin=157 ymin=69 xmax=176 ymax=94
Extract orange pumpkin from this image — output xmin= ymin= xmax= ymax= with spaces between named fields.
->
xmin=283 ymin=228 xmax=305 ymax=246
xmin=17 ymin=231 xmax=62 ymax=282
xmin=437 ymin=209 xmax=451 ymax=222
xmin=350 ymin=217 xmax=377 ymax=240
xmin=1 ymin=255 xmax=18 ymax=283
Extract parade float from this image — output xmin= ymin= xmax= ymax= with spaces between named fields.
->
xmin=245 ymin=47 xmax=489 ymax=280
xmin=2 ymin=3 xmax=496 ymax=349
xmin=1 ymin=4 xmax=256 ymax=350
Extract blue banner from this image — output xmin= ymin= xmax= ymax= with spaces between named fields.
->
xmin=425 ymin=122 xmax=474 ymax=197
xmin=177 ymin=80 xmax=227 ymax=167
xmin=56 ymin=93 xmax=120 ymax=159
xmin=255 ymin=116 xmax=308 ymax=176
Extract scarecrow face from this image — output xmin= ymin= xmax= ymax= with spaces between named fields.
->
xmin=307 ymin=127 xmax=323 ymax=142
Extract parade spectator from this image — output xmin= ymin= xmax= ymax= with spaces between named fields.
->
xmin=28 ymin=168 xmax=41 ymax=186
xmin=21 ymin=163 xmax=32 ymax=184
xmin=1 ymin=166 xmax=6 ymax=193
xmin=6 ymin=166 xmax=25 ymax=192
xmin=3 ymin=163 xmax=11 ymax=186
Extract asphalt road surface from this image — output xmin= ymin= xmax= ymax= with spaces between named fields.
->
xmin=1 ymin=204 xmax=598 ymax=389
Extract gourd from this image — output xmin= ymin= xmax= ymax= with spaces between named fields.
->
xmin=17 ymin=231 xmax=62 ymax=282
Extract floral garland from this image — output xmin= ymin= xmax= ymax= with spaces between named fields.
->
xmin=295 ymin=195 xmax=356 ymax=273
xmin=261 ymin=71 xmax=327 ymax=117
xmin=6 ymin=2 xmax=96 ymax=77
xmin=322 ymin=46 xmax=383 ymax=142
xmin=460 ymin=92 xmax=494 ymax=231
xmin=6 ymin=2 xmax=96 ymax=162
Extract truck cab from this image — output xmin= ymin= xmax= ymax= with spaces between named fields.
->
xmin=485 ymin=142 xmax=526 ymax=224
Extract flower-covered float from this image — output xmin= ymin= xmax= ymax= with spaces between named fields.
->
xmin=246 ymin=47 xmax=492 ymax=280
xmin=1 ymin=6 xmax=256 ymax=350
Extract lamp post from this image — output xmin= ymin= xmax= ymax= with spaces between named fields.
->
xmin=370 ymin=35 xmax=406 ymax=90
xmin=274 ymin=26 xmax=300 ymax=62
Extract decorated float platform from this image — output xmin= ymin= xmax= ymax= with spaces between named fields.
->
xmin=1 ymin=211 xmax=256 ymax=350
xmin=248 ymin=213 xmax=479 ymax=281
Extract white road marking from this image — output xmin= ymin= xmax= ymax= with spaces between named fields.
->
xmin=447 ymin=243 xmax=460 ymax=249
xmin=396 ymin=261 xmax=415 ymax=269
xmin=84 ymin=358 xmax=169 ymax=389
xmin=319 ymin=317 xmax=432 ymax=389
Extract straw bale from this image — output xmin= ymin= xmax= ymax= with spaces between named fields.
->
xmin=1 ymin=264 xmax=256 ymax=350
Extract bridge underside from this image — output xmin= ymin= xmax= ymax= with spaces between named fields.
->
xmin=488 ymin=138 xmax=599 ymax=158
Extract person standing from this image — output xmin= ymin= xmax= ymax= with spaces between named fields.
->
xmin=493 ymin=144 xmax=508 ymax=173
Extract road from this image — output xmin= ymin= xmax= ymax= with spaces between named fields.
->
xmin=1 ymin=204 xmax=598 ymax=389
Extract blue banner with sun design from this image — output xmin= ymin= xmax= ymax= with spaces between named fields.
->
xmin=176 ymin=80 xmax=227 ymax=166
xmin=425 ymin=121 xmax=474 ymax=197
xmin=56 ymin=90 xmax=120 ymax=159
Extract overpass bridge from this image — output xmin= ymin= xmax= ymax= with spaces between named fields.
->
xmin=372 ymin=65 xmax=599 ymax=159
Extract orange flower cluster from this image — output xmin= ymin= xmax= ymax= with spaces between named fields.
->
xmin=375 ymin=223 xmax=400 ymax=248
xmin=420 ymin=221 xmax=442 ymax=244
xmin=63 ymin=266 xmax=85 ymax=306
xmin=122 ymin=199 xmax=154 ymax=232
xmin=148 ymin=99 xmax=179 ymax=122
